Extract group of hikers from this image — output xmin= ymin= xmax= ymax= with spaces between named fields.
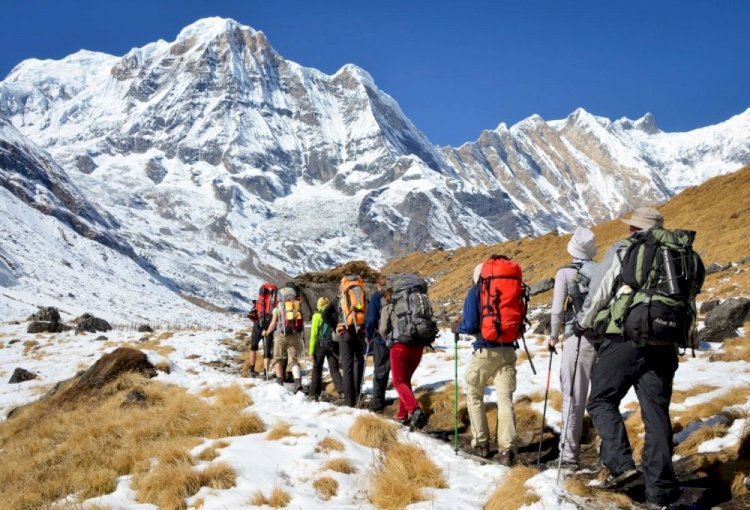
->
xmin=243 ymin=206 xmax=704 ymax=510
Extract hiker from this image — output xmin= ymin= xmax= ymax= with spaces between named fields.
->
xmin=244 ymin=284 xmax=278 ymax=378
xmin=453 ymin=259 xmax=525 ymax=466
xmin=263 ymin=286 xmax=305 ymax=392
xmin=242 ymin=304 xmax=264 ymax=377
xmin=337 ymin=275 xmax=368 ymax=407
xmin=308 ymin=296 xmax=344 ymax=401
xmin=365 ymin=275 xmax=390 ymax=413
xmin=379 ymin=286 xmax=425 ymax=428
xmin=544 ymin=227 xmax=598 ymax=470
xmin=574 ymin=207 xmax=704 ymax=508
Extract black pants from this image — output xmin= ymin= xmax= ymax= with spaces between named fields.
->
xmin=370 ymin=337 xmax=391 ymax=411
xmin=249 ymin=325 xmax=273 ymax=359
xmin=587 ymin=337 xmax=679 ymax=505
xmin=338 ymin=330 xmax=365 ymax=407
xmin=309 ymin=338 xmax=344 ymax=398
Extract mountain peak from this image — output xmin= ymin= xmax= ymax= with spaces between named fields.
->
xmin=176 ymin=17 xmax=255 ymax=42
xmin=634 ymin=112 xmax=659 ymax=134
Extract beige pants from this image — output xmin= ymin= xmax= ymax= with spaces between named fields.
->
xmin=465 ymin=346 xmax=517 ymax=450
xmin=272 ymin=332 xmax=303 ymax=369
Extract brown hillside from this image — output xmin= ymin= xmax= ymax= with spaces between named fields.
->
xmin=383 ymin=166 xmax=750 ymax=310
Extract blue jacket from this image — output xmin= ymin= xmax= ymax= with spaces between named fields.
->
xmin=365 ymin=290 xmax=385 ymax=344
xmin=457 ymin=285 xmax=507 ymax=350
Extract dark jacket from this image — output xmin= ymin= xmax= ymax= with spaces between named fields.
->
xmin=365 ymin=290 xmax=385 ymax=344
xmin=457 ymin=285 xmax=502 ymax=350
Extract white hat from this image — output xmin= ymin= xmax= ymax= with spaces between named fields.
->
xmin=472 ymin=263 xmax=484 ymax=284
xmin=621 ymin=206 xmax=664 ymax=230
xmin=567 ymin=227 xmax=597 ymax=259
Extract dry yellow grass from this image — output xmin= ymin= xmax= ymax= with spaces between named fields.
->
xmin=323 ymin=458 xmax=357 ymax=474
xmin=370 ymin=442 xmax=447 ymax=509
xmin=212 ymin=384 xmax=253 ymax=408
xmin=0 ymin=374 xmax=264 ymax=509
xmin=266 ymin=421 xmax=306 ymax=441
xmin=675 ymin=424 xmax=730 ymax=456
xmin=564 ymin=475 xmax=634 ymax=508
xmin=196 ymin=447 xmax=219 ymax=462
xmin=709 ymin=323 xmax=750 ymax=362
xmin=214 ymin=439 xmax=230 ymax=449
xmin=624 ymin=410 xmax=645 ymax=464
xmin=383 ymin=166 xmax=750 ymax=310
xmin=483 ymin=465 xmax=540 ymax=510
xmin=250 ymin=487 xmax=292 ymax=507
xmin=672 ymin=384 xmax=720 ymax=404
xmin=315 ymin=436 xmax=345 ymax=454
xmin=312 ymin=476 xmax=339 ymax=500
xmin=349 ymin=414 xmax=399 ymax=450
xmin=416 ymin=383 xmax=468 ymax=431
xmin=124 ymin=338 xmax=176 ymax=356
xmin=674 ymin=387 xmax=750 ymax=426
xmin=158 ymin=331 xmax=175 ymax=340
xmin=23 ymin=339 xmax=39 ymax=355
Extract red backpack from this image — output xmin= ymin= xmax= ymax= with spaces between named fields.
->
xmin=257 ymin=283 xmax=278 ymax=328
xmin=478 ymin=256 xmax=528 ymax=344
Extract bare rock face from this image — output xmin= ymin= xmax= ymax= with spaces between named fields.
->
xmin=56 ymin=347 xmax=156 ymax=403
xmin=700 ymin=298 xmax=750 ymax=342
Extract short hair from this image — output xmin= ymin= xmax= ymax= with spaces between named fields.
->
xmin=377 ymin=275 xmax=387 ymax=286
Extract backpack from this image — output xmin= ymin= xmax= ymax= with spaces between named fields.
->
xmin=618 ymin=228 xmax=704 ymax=347
xmin=340 ymin=275 xmax=367 ymax=328
xmin=563 ymin=261 xmax=596 ymax=338
xmin=257 ymin=283 xmax=278 ymax=328
xmin=390 ymin=273 xmax=439 ymax=345
xmin=478 ymin=255 xmax=528 ymax=344
xmin=277 ymin=286 xmax=304 ymax=334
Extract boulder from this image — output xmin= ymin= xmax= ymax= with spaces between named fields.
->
xmin=533 ymin=314 xmax=551 ymax=335
xmin=699 ymin=300 xmax=720 ymax=315
xmin=529 ymin=278 xmax=555 ymax=296
xmin=56 ymin=347 xmax=156 ymax=403
xmin=27 ymin=321 xmax=68 ymax=334
xmin=705 ymin=262 xmax=730 ymax=275
xmin=705 ymin=298 xmax=750 ymax=329
xmin=121 ymin=387 xmax=148 ymax=407
xmin=137 ymin=324 xmax=153 ymax=333
xmin=9 ymin=367 xmax=37 ymax=384
xmin=75 ymin=316 xmax=112 ymax=334
xmin=699 ymin=323 xmax=738 ymax=343
xmin=28 ymin=306 xmax=61 ymax=323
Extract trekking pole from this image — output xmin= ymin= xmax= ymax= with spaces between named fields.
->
xmin=262 ymin=335 xmax=269 ymax=382
xmin=521 ymin=335 xmax=537 ymax=375
xmin=537 ymin=346 xmax=556 ymax=468
xmin=454 ymin=332 xmax=459 ymax=455
xmin=357 ymin=336 xmax=371 ymax=407
xmin=557 ymin=336 xmax=582 ymax=485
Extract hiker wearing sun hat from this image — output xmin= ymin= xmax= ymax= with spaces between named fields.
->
xmin=308 ymin=295 xmax=344 ymax=401
xmin=544 ymin=226 xmax=599 ymax=472
xmin=573 ymin=205 xmax=703 ymax=508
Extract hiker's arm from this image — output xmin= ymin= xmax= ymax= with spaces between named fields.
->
xmin=365 ymin=292 xmax=381 ymax=340
xmin=457 ymin=287 xmax=480 ymax=335
xmin=549 ymin=268 xmax=568 ymax=339
xmin=309 ymin=313 xmax=321 ymax=356
xmin=378 ymin=304 xmax=392 ymax=340
xmin=264 ymin=310 xmax=278 ymax=336
xmin=577 ymin=245 xmax=623 ymax=329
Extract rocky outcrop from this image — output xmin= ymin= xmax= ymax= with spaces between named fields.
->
xmin=9 ymin=367 xmax=37 ymax=384
xmin=699 ymin=298 xmax=750 ymax=342
xmin=73 ymin=313 xmax=112 ymax=334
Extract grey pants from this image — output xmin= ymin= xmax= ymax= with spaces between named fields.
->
xmin=558 ymin=335 xmax=597 ymax=462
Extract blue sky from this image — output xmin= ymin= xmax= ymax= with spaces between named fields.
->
xmin=1 ymin=0 xmax=748 ymax=146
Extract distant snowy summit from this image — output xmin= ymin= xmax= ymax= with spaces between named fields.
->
xmin=0 ymin=16 xmax=748 ymax=314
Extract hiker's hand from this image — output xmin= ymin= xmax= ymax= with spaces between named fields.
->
xmin=451 ymin=320 xmax=460 ymax=334
xmin=572 ymin=321 xmax=587 ymax=338
xmin=544 ymin=337 xmax=558 ymax=352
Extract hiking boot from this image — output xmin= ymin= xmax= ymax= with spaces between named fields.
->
xmin=601 ymin=468 xmax=639 ymax=490
xmin=248 ymin=369 xmax=258 ymax=378
xmin=496 ymin=449 xmax=515 ymax=466
xmin=466 ymin=443 xmax=492 ymax=458
xmin=409 ymin=408 xmax=427 ymax=430
xmin=395 ymin=416 xmax=410 ymax=426
xmin=293 ymin=378 xmax=303 ymax=394
xmin=545 ymin=459 xmax=580 ymax=471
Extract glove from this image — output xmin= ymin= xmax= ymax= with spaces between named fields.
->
xmin=572 ymin=320 xmax=587 ymax=338
xmin=544 ymin=337 xmax=558 ymax=352
xmin=451 ymin=320 xmax=460 ymax=334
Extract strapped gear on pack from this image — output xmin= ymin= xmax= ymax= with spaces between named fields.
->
xmin=478 ymin=255 xmax=529 ymax=344
xmin=563 ymin=261 xmax=596 ymax=338
xmin=278 ymin=286 xmax=304 ymax=334
xmin=618 ymin=228 xmax=704 ymax=348
xmin=257 ymin=283 xmax=278 ymax=329
xmin=389 ymin=273 xmax=439 ymax=346
xmin=340 ymin=275 xmax=367 ymax=329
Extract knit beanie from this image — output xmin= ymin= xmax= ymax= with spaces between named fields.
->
xmin=317 ymin=296 xmax=330 ymax=310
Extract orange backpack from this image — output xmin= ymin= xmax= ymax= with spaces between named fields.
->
xmin=340 ymin=275 xmax=367 ymax=328
xmin=478 ymin=256 xmax=528 ymax=344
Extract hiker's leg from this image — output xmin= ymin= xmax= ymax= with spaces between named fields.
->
xmin=309 ymin=345 xmax=326 ymax=398
xmin=353 ymin=330 xmax=366 ymax=400
xmin=493 ymin=346 xmax=518 ymax=452
xmin=326 ymin=343 xmax=345 ymax=395
xmin=390 ymin=343 xmax=410 ymax=419
xmin=465 ymin=349 xmax=492 ymax=448
xmin=636 ymin=346 xmax=679 ymax=505
xmin=559 ymin=336 xmax=597 ymax=462
xmin=287 ymin=334 xmax=302 ymax=381
xmin=403 ymin=344 xmax=424 ymax=416
xmin=264 ymin=336 xmax=274 ymax=374
xmin=272 ymin=334 xmax=285 ymax=380
xmin=586 ymin=338 xmax=639 ymax=474
xmin=339 ymin=340 xmax=356 ymax=407
xmin=370 ymin=339 xmax=391 ymax=411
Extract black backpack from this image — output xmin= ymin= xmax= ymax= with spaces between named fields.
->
xmin=390 ymin=274 xmax=438 ymax=345
xmin=563 ymin=261 xmax=595 ymax=337
xmin=619 ymin=228 xmax=705 ymax=348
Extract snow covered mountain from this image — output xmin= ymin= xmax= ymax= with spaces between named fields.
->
xmin=0 ymin=17 xmax=748 ymax=315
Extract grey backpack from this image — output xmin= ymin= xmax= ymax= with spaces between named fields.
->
xmin=390 ymin=274 xmax=438 ymax=345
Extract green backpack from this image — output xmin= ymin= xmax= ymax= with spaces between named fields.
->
xmin=616 ymin=228 xmax=705 ymax=348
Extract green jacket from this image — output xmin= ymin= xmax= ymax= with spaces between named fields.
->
xmin=309 ymin=304 xmax=329 ymax=355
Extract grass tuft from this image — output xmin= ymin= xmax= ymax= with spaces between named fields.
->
xmin=315 ymin=436 xmax=345 ymax=454
xmin=675 ymin=424 xmax=729 ymax=456
xmin=323 ymin=458 xmax=357 ymax=474
xmin=266 ymin=421 xmax=306 ymax=441
xmin=370 ymin=442 xmax=447 ymax=509
xmin=564 ymin=476 xmax=634 ymax=508
xmin=312 ymin=476 xmax=339 ymax=500
xmin=349 ymin=414 xmax=399 ymax=450
xmin=484 ymin=465 xmax=540 ymax=510
xmin=250 ymin=487 xmax=291 ymax=508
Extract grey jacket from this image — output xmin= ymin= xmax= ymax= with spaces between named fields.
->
xmin=577 ymin=240 xmax=628 ymax=329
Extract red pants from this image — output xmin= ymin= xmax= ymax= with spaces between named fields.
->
xmin=390 ymin=342 xmax=423 ymax=420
